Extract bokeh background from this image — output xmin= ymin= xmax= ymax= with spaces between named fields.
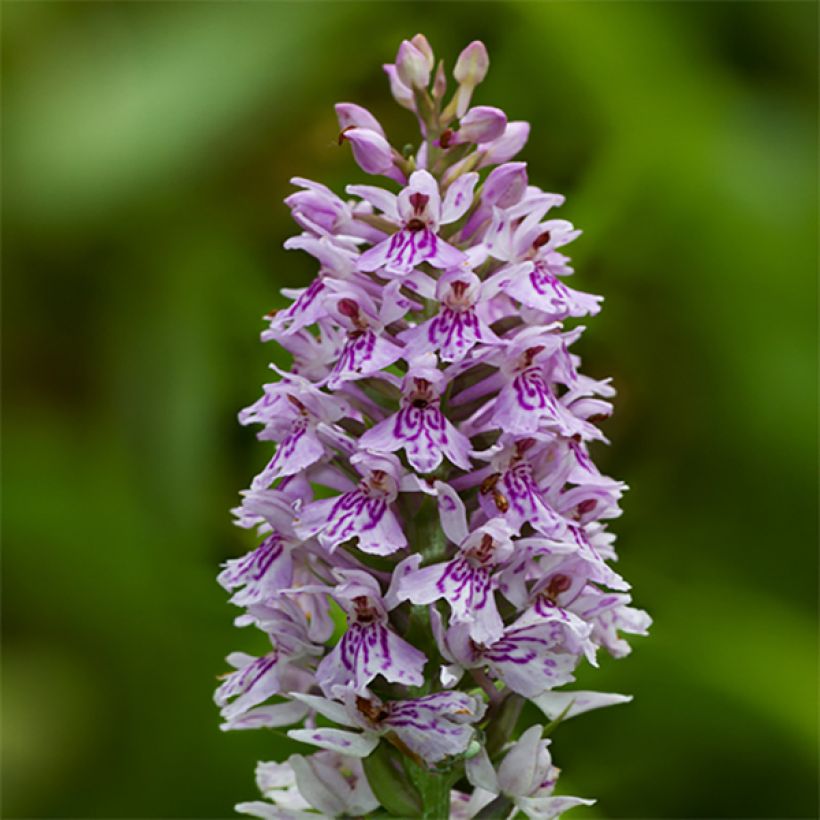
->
xmin=2 ymin=2 xmax=817 ymax=818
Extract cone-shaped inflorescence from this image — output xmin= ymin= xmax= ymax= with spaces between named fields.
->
xmin=218 ymin=34 xmax=650 ymax=820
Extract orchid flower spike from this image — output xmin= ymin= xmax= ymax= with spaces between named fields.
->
xmin=218 ymin=36 xmax=650 ymax=820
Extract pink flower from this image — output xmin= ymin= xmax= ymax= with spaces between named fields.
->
xmin=220 ymin=35 xmax=649 ymax=818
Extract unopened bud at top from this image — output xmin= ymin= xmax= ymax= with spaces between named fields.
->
xmin=410 ymin=34 xmax=435 ymax=72
xmin=396 ymin=39 xmax=432 ymax=90
xmin=454 ymin=41 xmax=489 ymax=85
xmin=452 ymin=41 xmax=490 ymax=117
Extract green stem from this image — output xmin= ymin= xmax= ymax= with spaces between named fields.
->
xmin=485 ymin=693 xmax=524 ymax=759
xmin=475 ymin=794 xmax=513 ymax=820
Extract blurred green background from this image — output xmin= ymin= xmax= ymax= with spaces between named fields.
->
xmin=2 ymin=2 xmax=817 ymax=818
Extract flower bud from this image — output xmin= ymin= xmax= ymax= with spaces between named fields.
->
xmin=483 ymin=161 xmax=528 ymax=208
xmin=454 ymin=40 xmax=489 ymax=86
xmin=454 ymin=106 xmax=507 ymax=145
xmin=340 ymin=127 xmax=395 ymax=176
xmin=410 ymin=33 xmax=435 ymax=72
xmin=452 ymin=40 xmax=489 ymax=117
xmin=396 ymin=39 xmax=431 ymax=89
xmin=335 ymin=103 xmax=385 ymax=137
xmin=432 ymin=60 xmax=447 ymax=101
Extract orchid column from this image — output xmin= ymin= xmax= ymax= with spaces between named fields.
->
xmin=217 ymin=35 xmax=650 ymax=820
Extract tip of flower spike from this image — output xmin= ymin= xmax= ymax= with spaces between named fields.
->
xmin=396 ymin=39 xmax=432 ymax=90
xmin=454 ymin=40 xmax=489 ymax=85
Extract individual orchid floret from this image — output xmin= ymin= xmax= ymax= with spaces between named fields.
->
xmin=434 ymin=615 xmax=582 ymax=697
xmin=459 ymin=161 xmax=529 ymax=242
xmin=315 ymin=570 xmax=426 ymax=694
xmin=289 ymin=690 xmax=486 ymax=767
xmin=477 ymin=438 xmax=567 ymax=538
xmin=400 ymin=268 xmax=501 ymax=362
xmin=240 ymin=371 xmax=353 ymax=488
xmin=217 ymin=527 xmax=298 ymax=610
xmin=466 ymin=725 xmax=595 ymax=820
xmin=294 ymin=451 xmax=408 ymax=555
xmin=323 ymin=290 xmax=404 ymax=388
xmin=215 ymin=642 xmax=312 ymax=724
xmin=452 ymin=40 xmax=489 ymax=117
xmin=357 ymin=170 xmax=475 ymax=273
xmin=275 ymin=325 xmax=344 ymax=383
xmin=486 ymin=209 xmax=603 ymax=320
xmin=397 ymin=483 xmax=516 ymax=644
xmin=481 ymin=331 xmax=589 ymax=439
xmin=359 ymin=353 xmax=474 ymax=473
xmin=587 ymin=597 xmax=653 ymax=658
xmin=284 ymin=177 xmax=382 ymax=245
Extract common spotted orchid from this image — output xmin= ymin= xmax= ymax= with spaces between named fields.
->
xmin=218 ymin=34 xmax=649 ymax=819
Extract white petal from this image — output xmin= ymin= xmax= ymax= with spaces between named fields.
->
xmin=465 ymin=746 xmax=499 ymax=794
xmin=346 ymin=184 xmax=399 ymax=221
xmin=220 ymin=701 xmax=309 ymax=731
xmin=532 ymin=690 xmax=632 ymax=721
xmin=287 ymin=692 xmax=356 ymax=727
xmin=435 ymin=481 xmax=469 ymax=544
xmin=497 ymin=725 xmax=545 ymax=797
xmin=289 ymin=754 xmax=347 ymax=815
xmin=517 ymin=795 xmax=595 ymax=820
xmin=287 ymin=727 xmax=378 ymax=758
xmin=442 ymin=172 xmax=479 ymax=224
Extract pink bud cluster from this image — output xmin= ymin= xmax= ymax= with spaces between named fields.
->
xmin=218 ymin=34 xmax=649 ymax=820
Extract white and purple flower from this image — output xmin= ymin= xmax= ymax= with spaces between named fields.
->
xmin=220 ymin=34 xmax=649 ymax=820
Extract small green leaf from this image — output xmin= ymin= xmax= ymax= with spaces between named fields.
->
xmin=362 ymin=742 xmax=423 ymax=818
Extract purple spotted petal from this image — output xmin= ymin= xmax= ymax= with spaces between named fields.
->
xmin=251 ymin=422 xmax=326 ymax=488
xmin=401 ymin=307 xmax=500 ymax=362
xmin=399 ymin=557 xmax=504 ymax=645
xmin=504 ymin=261 xmax=602 ymax=319
xmin=295 ymin=490 xmax=406 ymax=555
xmin=359 ymin=228 xmax=466 ymax=273
xmin=384 ymin=694 xmax=483 ymax=764
xmin=215 ymin=651 xmax=286 ymax=721
xmin=287 ymin=727 xmax=378 ymax=758
xmin=315 ymin=621 xmax=426 ymax=694
xmin=493 ymin=369 xmax=582 ymax=437
xmin=484 ymin=624 xmax=578 ymax=697
xmin=268 ymin=278 xmax=329 ymax=337
xmin=360 ymin=405 xmax=473 ymax=473
xmin=218 ymin=534 xmax=295 ymax=607
xmin=327 ymin=330 xmax=403 ymax=388
xmin=480 ymin=462 xmax=565 ymax=537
